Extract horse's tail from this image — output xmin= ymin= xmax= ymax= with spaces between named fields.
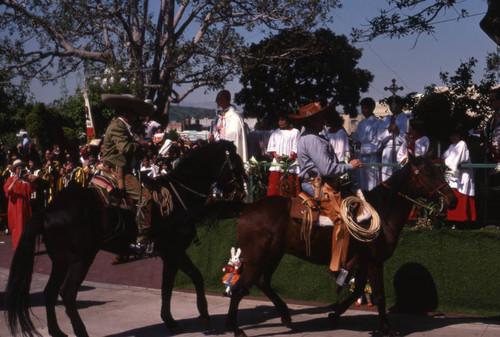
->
xmin=4 ymin=211 xmax=44 ymax=337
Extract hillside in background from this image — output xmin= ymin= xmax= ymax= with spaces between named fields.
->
xmin=169 ymin=105 xmax=215 ymax=122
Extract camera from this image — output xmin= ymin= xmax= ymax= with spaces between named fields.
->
xmin=18 ymin=169 xmax=28 ymax=178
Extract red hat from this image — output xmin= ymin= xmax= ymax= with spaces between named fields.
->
xmin=288 ymin=102 xmax=335 ymax=121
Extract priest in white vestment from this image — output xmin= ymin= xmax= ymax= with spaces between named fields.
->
xmin=352 ymin=98 xmax=382 ymax=191
xmin=377 ymin=95 xmax=410 ymax=181
xmin=214 ymin=90 xmax=248 ymax=163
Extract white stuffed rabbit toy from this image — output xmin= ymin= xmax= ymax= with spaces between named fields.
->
xmin=222 ymin=247 xmax=242 ymax=296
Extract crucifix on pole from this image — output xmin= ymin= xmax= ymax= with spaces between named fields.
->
xmin=384 ymin=78 xmax=404 ymax=171
xmin=384 ymin=78 xmax=404 ymax=98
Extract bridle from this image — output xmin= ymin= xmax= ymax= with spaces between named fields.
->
xmin=167 ymin=148 xmax=244 ymax=209
xmin=360 ymin=162 xmax=448 ymax=211
xmin=214 ymin=149 xmax=245 ymax=201
xmin=410 ymin=165 xmax=448 ymax=198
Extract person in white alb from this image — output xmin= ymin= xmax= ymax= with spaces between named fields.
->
xmin=352 ymin=97 xmax=381 ymax=191
xmin=211 ymin=90 xmax=248 ymax=163
xmin=396 ymin=119 xmax=430 ymax=164
xmin=377 ymin=95 xmax=410 ymax=181
xmin=324 ymin=108 xmax=350 ymax=163
xmin=266 ymin=113 xmax=300 ymax=197
xmin=442 ymin=125 xmax=476 ymax=224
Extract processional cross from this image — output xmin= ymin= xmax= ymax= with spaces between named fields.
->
xmin=383 ymin=78 xmax=404 ymax=97
xmin=383 ymin=78 xmax=405 ymax=168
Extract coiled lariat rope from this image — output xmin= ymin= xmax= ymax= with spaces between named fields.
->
xmin=340 ymin=196 xmax=380 ymax=242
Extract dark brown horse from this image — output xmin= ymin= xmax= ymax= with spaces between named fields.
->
xmin=225 ymin=155 xmax=457 ymax=337
xmin=5 ymin=140 xmax=246 ymax=337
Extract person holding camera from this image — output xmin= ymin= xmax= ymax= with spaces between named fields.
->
xmin=3 ymin=159 xmax=37 ymax=250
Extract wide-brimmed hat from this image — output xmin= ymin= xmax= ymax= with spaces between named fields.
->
xmin=288 ymin=102 xmax=335 ymax=121
xmin=102 ymin=94 xmax=155 ymax=116
xmin=12 ymin=159 xmax=25 ymax=169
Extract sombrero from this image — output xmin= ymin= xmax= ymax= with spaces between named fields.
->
xmin=102 ymin=94 xmax=155 ymax=116
xmin=288 ymin=102 xmax=336 ymax=121
xmin=12 ymin=159 xmax=25 ymax=169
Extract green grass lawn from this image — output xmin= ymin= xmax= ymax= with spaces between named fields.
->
xmin=174 ymin=219 xmax=500 ymax=317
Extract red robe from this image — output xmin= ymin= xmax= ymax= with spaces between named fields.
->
xmin=4 ymin=177 xmax=35 ymax=250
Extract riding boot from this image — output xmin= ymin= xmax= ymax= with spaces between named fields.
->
xmin=134 ymin=201 xmax=153 ymax=256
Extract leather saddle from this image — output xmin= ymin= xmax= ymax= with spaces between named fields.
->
xmin=89 ymin=174 xmax=132 ymax=210
xmin=290 ymin=196 xmax=320 ymax=223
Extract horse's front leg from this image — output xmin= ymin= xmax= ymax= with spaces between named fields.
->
xmin=160 ymin=257 xmax=182 ymax=334
xmin=329 ymin=266 xmax=367 ymax=323
xmin=367 ymin=263 xmax=397 ymax=336
xmin=178 ymin=252 xmax=211 ymax=330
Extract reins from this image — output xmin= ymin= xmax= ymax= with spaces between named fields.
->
xmin=359 ymin=164 xmax=446 ymax=211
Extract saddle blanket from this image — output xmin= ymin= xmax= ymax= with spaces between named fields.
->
xmin=317 ymin=215 xmax=335 ymax=227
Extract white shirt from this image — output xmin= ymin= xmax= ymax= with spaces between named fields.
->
xmin=353 ymin=115 xmax=381 ymax=155
xmin=266 ymin=127 xmax=300 ymax=174
xmin=140 ymin=163 xmax=159 ymax=178
xmin=377 ymin=112 xmax=410 ymax=180
xmin=377 ymin=112 xmax=409 ymax=150
xmin=352 ymin=115 xmax=381 ymax=191
xmin=442 ymin=140 xmax=475 ymax=196
xmin=396 ymin=136 xmax=430 ymax=164
xmin=325 ymin=128 xmax=350 ymax=163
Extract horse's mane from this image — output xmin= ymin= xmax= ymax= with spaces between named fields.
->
xmin=170 ymin=140 xmax=237 ymax=177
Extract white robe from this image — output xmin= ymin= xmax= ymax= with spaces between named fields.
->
xmin=325 ymin=128 xmax=351 ymax=163
xmin=220 ymin=106 xmax=248 ymax=163
xmin=266 ymin=128 xmax=300 ymax=174
xmin=396 ymin=136 xmax=430 ymax=163
xmin=442 ymin=140 xmax=475 ymax=196
xmin=377 ymin=112 xmax=410 ymax=181
xmin=352 ymin=115 xmax=381 ymax=191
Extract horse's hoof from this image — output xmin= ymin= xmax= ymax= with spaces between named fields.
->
xmin=281 ymin=317 xmax=294 ymax=329
xmin=165 ymin=321 xmax=183 ymax=334
xmin=198 ymin=315 xmax=212 ymax=330
xmin=234 ymin=328 xmax=248 ymax=337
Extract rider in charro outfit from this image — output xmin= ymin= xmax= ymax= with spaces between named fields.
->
xmin=290 ymin=102 xmax=363 ymax=273
xmin=291 ymin=102 xmax=362 ymax=198
xmin=101 ymin=94 xmax=154 ymax=262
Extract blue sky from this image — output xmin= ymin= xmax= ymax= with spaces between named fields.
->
xmin=29 ymin=0 xmax=496 ymax=110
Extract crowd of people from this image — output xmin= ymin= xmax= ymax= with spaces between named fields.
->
xmin=0 ymin=110 xmax=208 ymax=252
xmin=2 ymin=87 xmax=500 ymax=252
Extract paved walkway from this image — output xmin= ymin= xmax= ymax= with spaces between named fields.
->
xmin=1 ymin=234 xmax=499 ymax=337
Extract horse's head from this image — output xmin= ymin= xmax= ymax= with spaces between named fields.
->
xmin=210 ymin=140 xmax=247 ymax=201
xmin=407 ymin=154 xmax=457 ymax=211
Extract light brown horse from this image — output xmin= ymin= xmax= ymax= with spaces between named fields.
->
xmin=225 ymin=155 xmax=457 ymax=337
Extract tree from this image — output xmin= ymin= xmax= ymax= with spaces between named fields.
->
xmin=25 ymin=103 xmax=68 ymax=151
xmin=351 ymin=0 xmax=500 ymax=47
xmin=412 ymin=54 xmax=500 ymax=156
xmin=0 ymin=0 xmax=341 ymax=119
xmin=235 ymin=29 xmax=373 ymax=119
xmin=0 ymin=71 xmax=28 ymax=147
